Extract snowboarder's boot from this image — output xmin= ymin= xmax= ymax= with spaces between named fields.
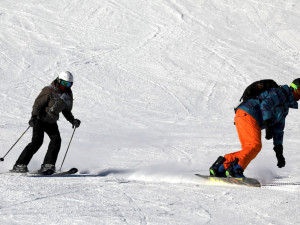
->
xmin=225 ymin=158 xmax=245 ymax=178
xmin=10 ymin=164 xmax=29 ymax=173
xmin=39 ymin=164 xmax=56 ymax=175
xmin=209 ymin=156 xmax=226 ymax=177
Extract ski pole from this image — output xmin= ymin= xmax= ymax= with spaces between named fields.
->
xmin=59 ymin=128 xmax=76 ymax=171
xmin=0 ymin=126 xmax=31 ymax=162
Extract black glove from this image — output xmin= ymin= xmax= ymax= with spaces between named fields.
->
xmin=72 ymin=119 xmax=81 ymax=128
xmin=273 ymin=144 xmax=285 ymax=168
xmin=264 ymin=119 xmax=274 ymax=140
xmin=28 ymin=115 xmax=37 ymax=127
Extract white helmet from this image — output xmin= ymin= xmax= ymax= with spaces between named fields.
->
xmin=58 ymin=71 xmax=74 ymax=82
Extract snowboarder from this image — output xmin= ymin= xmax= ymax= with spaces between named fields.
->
xmin=11 ymin=71 xmax=81 ymax=173
xmin=209 ymin=79 xmax=300 ymax=178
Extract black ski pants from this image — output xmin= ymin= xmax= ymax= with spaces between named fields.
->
xmin=15 ymin=120 xmax=61 ymax=166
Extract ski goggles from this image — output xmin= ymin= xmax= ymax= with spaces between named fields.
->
xmin=291 ymin=82 xmax=300 ymax=93
xmin=59 ymin=79 xmax=73 ymax=87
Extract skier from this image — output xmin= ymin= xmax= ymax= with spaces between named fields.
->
xmin=209 ymin=79 xmax=300 ymax=178
xmin=11 ymin=71 xmax=81 ymax=173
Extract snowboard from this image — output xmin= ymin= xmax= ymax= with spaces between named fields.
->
xmin=195 ymin=174 xmax=261 ymax=187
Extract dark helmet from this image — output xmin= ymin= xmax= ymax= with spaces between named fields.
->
xmin=291 ymin=78 xmax=300 ymax=86
xmin=290 ymin=78 xmax=300 ymax=101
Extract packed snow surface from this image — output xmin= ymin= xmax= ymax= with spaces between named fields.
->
xmin=0 ymin=0 xmax=300 ymax=224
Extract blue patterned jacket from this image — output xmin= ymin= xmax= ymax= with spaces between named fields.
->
xmin=237 ymin=85 xmax=298 ymax=146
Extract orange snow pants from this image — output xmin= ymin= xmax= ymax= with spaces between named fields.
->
xmin=223 ymin=109 xmax=262 ymax=170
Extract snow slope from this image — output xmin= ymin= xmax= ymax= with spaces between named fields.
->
xmin=0 ymin=0 xmax=300 ymax=224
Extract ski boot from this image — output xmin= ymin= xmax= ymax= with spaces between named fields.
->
xmin=10 ymin=164 xmax=29 ymax=173
xmin=209 ymin=156 xmax=226 ymax=177
xmin=39 ymin=164 xmax=56 ymax=175
xmin=225 ymin=158 xmax=245 ymax=178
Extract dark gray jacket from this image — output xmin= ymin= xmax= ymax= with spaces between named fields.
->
xmin=32 ymin=80 xmax=75 ymax=124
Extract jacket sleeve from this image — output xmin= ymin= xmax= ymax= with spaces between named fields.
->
xmin=62 ymin=93 xmax=75 ymax=123
xmin=273 ymin=119 xmax=285 ymax=146
xmin=259 ymin=88 xmax=288 ymax=145
xmin=31 ymin=88 xmax=50 ymax=117
xmin=259 ymin=89 xmax=286 ymax=122
xmin=62 ymin=109 xmax=75 ymax=123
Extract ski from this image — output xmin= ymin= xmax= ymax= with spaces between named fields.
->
xmin=195 ymin=174 xmax=261 ymax=187
xmin=29 ymin=168 xmax=78 ymax=176
xmin=3 ymin=168 xmax=79 ymax=176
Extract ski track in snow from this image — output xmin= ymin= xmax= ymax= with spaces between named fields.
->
xmin=0 ymin=0 xmax=300 ymax=224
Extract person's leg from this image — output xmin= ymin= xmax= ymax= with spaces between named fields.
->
xmin=15 ymin=120 xmax=45 ymax=165
xmin=224 ymin=109 xmax=262 ymax=172
xmin=43 ymin=123 xmax=61 ymax=166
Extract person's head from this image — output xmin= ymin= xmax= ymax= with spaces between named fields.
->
xmin=57 ymin=71 xmax=73 ymax=91
xmin=290 ymin=78 xmax=300 ymax=101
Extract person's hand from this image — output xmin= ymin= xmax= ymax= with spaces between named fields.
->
xmin=72 ymin=119 xmax=81 ymax=128
xmin=274 ymin=144 xmax=285 ymax=168
xmin=29 ymin=115 xmax=37 ymax=127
